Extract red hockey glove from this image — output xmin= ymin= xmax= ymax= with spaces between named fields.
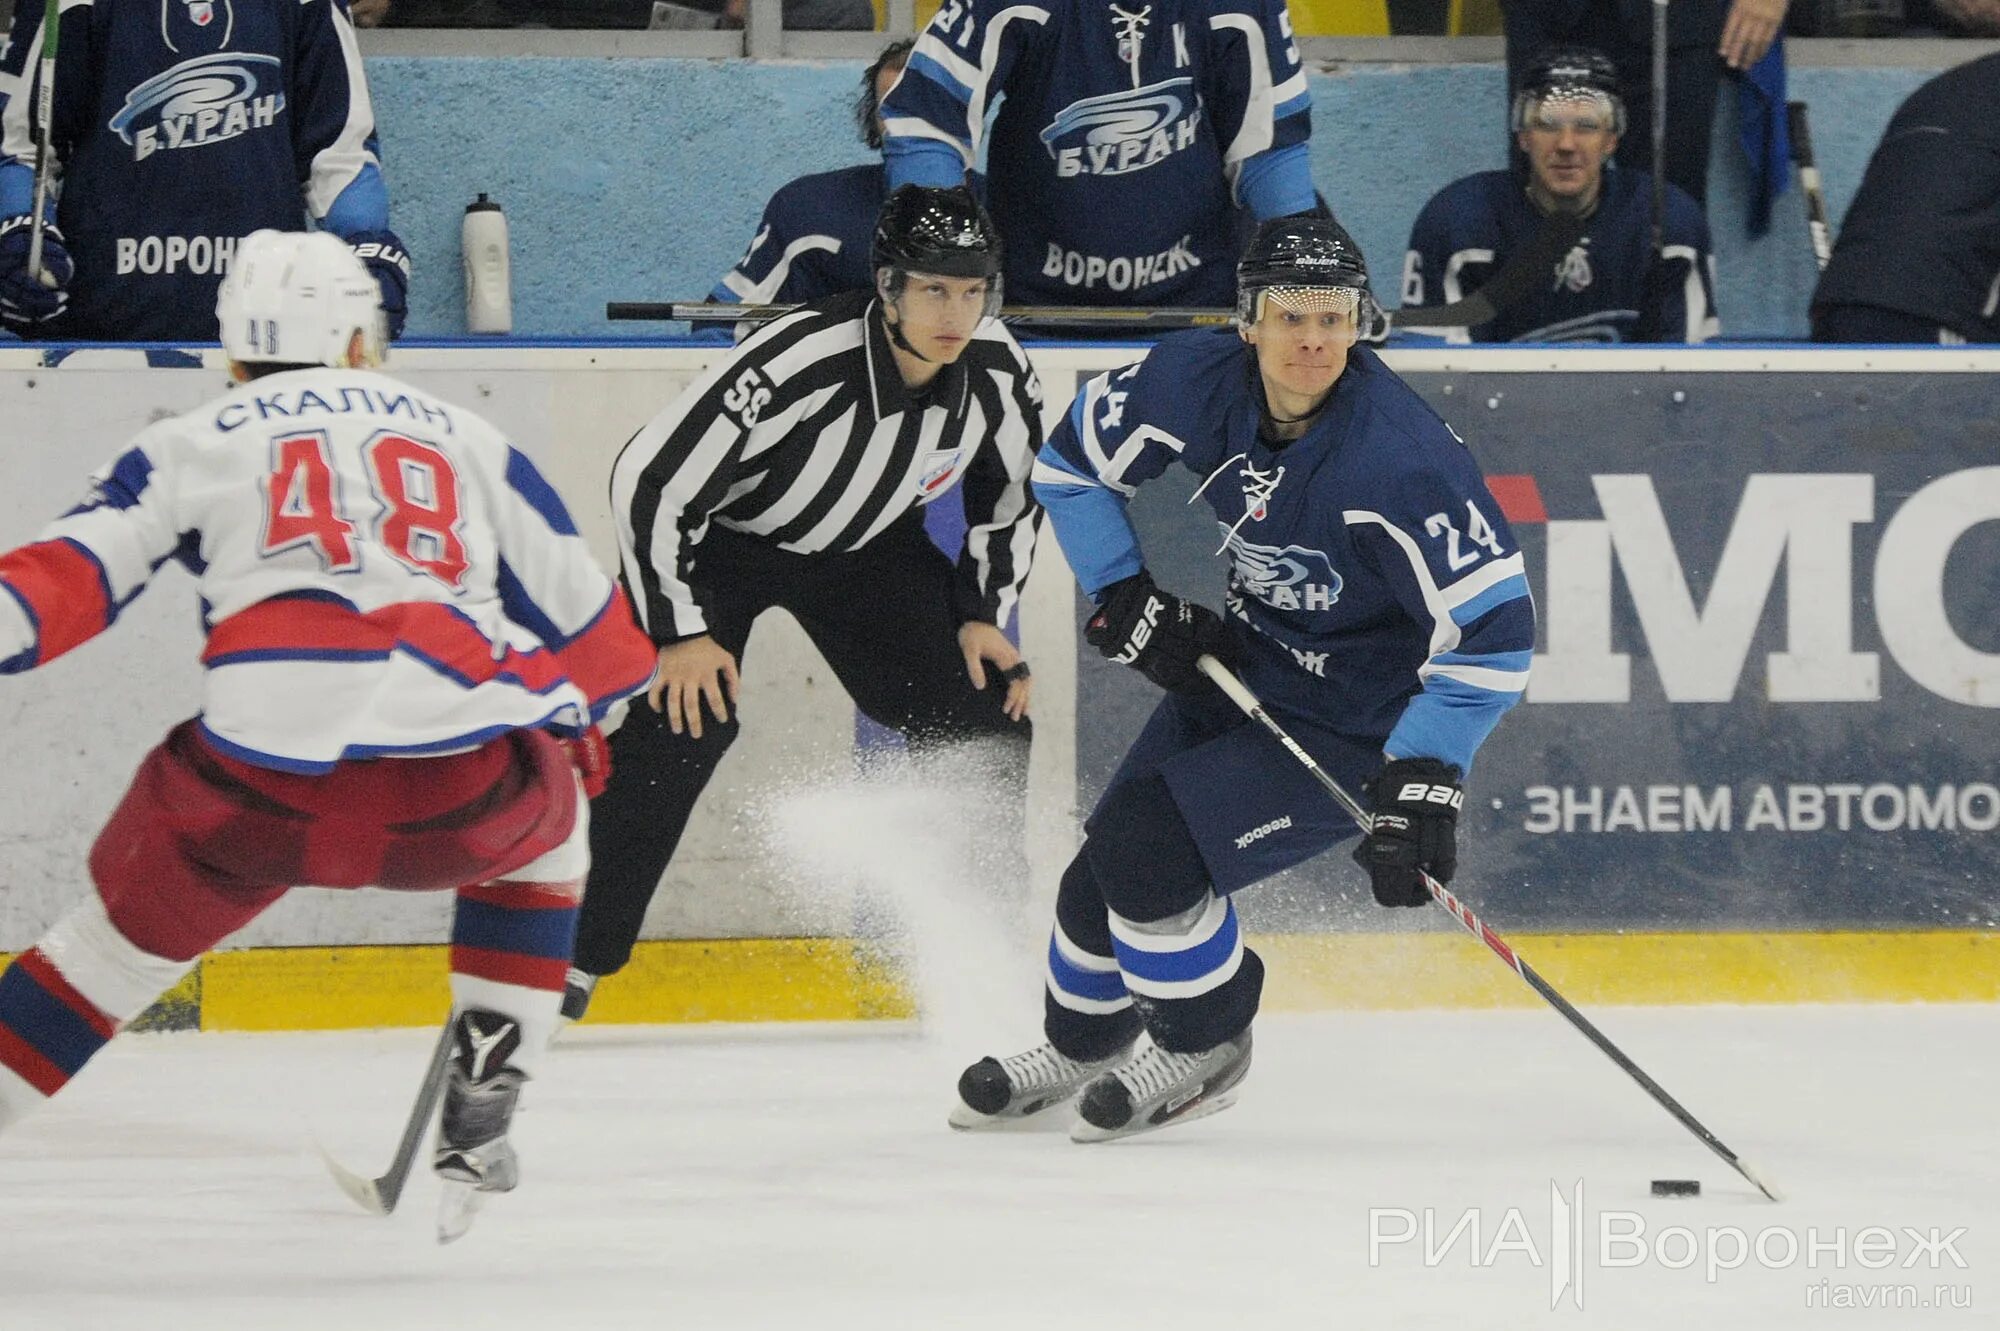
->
xmin=563 ymin=725 xmax=612 ymax=799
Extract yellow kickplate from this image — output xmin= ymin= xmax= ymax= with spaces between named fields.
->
xmin=4 ymin=930 xmax=1994 ymax=1032
xmin=1256 ymin=930 xmax=2000 ymax=1011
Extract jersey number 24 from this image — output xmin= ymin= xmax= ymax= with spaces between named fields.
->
xmin=260 ymin=430 xmax=471 ymax=589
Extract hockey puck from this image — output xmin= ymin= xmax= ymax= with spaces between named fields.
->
xmin=1651 ymin=1179 xmax=1701 ymax=1198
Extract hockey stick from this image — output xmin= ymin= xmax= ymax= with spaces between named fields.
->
xmin=609 ymin=300 xmax=1237 ymax=328
xmin=604 ymin=212 xmax=1584 ymax=334
xmin=317 ymin=1019 xmax=454 ymax=1216
xmin=25 ymin=0 xmax=60 ymax=285
xmin=1193 ymin=654 xmax=1784 ymax=1202
xmin=1786 ymin=101 xmax=1832 ymax=271
xmin=1650 ymin=0 xmax=1669 ymax=258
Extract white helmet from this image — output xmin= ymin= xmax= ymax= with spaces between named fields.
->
xmin=217 ymin=230 xmax=386 ymax=369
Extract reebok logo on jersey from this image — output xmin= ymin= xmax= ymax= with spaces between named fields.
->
xmin=1235 ymin=816 xmax=1291 ymax=849
xmin=110 ymin=53 xmax=285 ymax=162
xmin=1219 ymin=528 xmax=1342 ymax=613
xmin=1040 ymin=78 xmax=1200 ymax=179
xmin=1044 ymin=237 xmax=1200 ymax=293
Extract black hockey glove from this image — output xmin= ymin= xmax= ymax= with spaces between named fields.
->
xmin=348 ymin=230 xmax=411 ymax=340
xmin=1351 ymin=757 xmax=1462 ymax=907
xmin=1084 ymin=570 xmax=1235 ymax=695
xmin=0 ymin=215 xmax=73 ymax=328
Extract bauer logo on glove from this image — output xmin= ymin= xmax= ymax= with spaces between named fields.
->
xmin=1084 ymin=570 xmax=1237 ymax=694
xmin=1353 ymin=757 xmax=1462 ymax=907
xmin=1394 ymin=781 xmax=1464 ymax=809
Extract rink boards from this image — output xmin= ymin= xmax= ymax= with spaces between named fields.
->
xmin=0 ymin=342 xmax=1994 ymax=1027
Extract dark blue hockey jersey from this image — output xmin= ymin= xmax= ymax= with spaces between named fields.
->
xmin=712 ymin=163 xmax=886 ymax=305
xmin=1402 ymin=165 xmax=1718 ymax=344
xmin=711 ymin=164 xmax=988 ymax=306
xmin=0 ymin=0 xmax=391 ymax=340
xmin=881 ymin=0 xmax=1315 ymax=307
xmin=1034 ymin=332 xmax=1533 ymax=773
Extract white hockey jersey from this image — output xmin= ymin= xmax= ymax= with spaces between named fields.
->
xmin=0 ymin=368 xmax=656 ymax=773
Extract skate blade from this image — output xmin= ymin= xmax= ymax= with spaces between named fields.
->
xmin=1070 ymin=1089 xmax=1241 ymax=1144
xmin=948 ymin=1097 xmax=1080 ymax=1132
xmin=436 ymin=1181 xmax=486 ymax=1244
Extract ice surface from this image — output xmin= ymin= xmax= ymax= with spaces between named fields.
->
xmin=2 ymin=1004 xmax=1994 ymax=1330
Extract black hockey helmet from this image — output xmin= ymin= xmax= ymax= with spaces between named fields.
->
xmin=1235 ymin=214 xmax=1372 ymax=326
xmin=1512 ymin=45 xmax=1626 ymax=135
xmin=871 ymin=184 xmax=1004 ymax=283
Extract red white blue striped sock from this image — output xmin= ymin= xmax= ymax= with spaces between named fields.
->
xmin=449 ymin=879 xmax=581 ymax=1075
xmin=0 ymin=895 xmax=196 ymax=1130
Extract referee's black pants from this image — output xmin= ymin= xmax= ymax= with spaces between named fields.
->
xmin=573 ymin=514 xmax=1032 ymax=977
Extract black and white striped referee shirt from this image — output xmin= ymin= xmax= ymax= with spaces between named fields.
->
xmin=610 ymin=290 xmax=1045 ymax=643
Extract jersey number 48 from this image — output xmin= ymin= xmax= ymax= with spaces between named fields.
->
xmin=261 ymin=430 xmax=471 ymax=589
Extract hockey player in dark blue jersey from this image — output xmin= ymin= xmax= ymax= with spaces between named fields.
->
xmin=0 ymin=0 xmax=408 ymax=342
xmin=879 ymin=0 xmax=1316 ymax=309
xmin=950 ymin=216 xmax=1534 ymax=1141
xmin=1402 ymin=46 xmax=1717 ymax=344
xmin=712 ymin=40 xmax=916 ymax=306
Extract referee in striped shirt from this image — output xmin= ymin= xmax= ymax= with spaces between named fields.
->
xmin=565 ymin=186 xmax=1045 ymax=1019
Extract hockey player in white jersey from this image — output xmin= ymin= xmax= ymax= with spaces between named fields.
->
xmin=0 ymin=231 xmax=655 ymax=1239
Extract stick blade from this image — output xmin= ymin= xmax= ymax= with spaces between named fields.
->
xmin=315 ymin=1137 xmax=395 ymax=1216
xmin=1735 ymin=1155 xmax=1785 ymax=1203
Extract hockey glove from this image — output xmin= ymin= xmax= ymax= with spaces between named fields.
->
xmin=1084 ymin=570 xmax=1236 ymax=694
xmin=562 ymin=725 xmax=613 ymax=800
xmin=348 ymin=230 xmax=410 ymax=339
xmin=0 ymin=216 xmax=73 ymax=328
xmin=1351 ymin=757 xmax=1461 ymax=907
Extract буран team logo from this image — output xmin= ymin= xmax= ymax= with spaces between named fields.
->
xmin=1039 ymin=78 xmax=1200 ymax=179
xmin=1220 ymin=527 xmax=1343 ymax=612
xmin=110 ymin=52 xmax=285 ymax=161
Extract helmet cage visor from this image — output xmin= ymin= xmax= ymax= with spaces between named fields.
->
xmin=1237 ymin=282 xmax=1367 ymax=334
xmin=1511 ymin=86 xmax=1625 ymax=137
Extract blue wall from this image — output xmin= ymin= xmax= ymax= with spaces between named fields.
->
xmin=371 ymin=58 xmax=1936 ymax=340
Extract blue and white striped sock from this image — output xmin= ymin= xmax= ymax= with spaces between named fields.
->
xmin=1044 ymin=920 xmax=1131 ymax=1018
xmin=1107 ymin=892 xmax=1245 ymax=1006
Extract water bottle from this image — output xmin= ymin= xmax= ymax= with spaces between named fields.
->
xmin=462 ymin=194 xmax=512 ymax=334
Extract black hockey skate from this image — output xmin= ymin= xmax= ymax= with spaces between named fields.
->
xmin=949 ymin=1039 xmax=1136 ymax=1130
xmin=558 ymin=967 xmax=596 ymax=1024
xmin=1072 ymin=1030 xmax=1252 ymax=1143
xmin=433 ymin=1008 xmax=527 ymax=1242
